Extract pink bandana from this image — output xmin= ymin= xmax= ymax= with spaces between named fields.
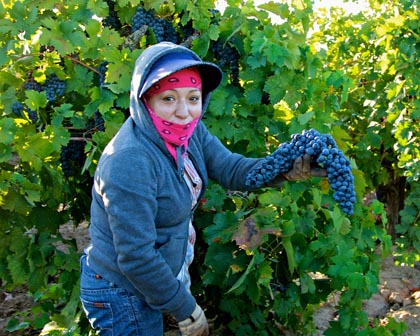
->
xmin=144 ymin=67 xmax=202 ymax=98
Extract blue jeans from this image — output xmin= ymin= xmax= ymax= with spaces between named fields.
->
xmin=79 ymin=254 xmax=164 ymax=336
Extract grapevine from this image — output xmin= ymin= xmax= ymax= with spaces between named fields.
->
xmin=245 ymin=129 xmax=356 ymax=215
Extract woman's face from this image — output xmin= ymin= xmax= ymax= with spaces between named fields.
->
xmin=146 ymin=87 xmax=202 ymax=124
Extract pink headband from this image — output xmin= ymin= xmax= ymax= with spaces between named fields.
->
xmin=144 ymin=67 xmax=202 ymax=98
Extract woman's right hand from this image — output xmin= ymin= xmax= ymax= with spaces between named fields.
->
xmin=178 ymin=304 xmax=209 ymax=336
xmin=283 ymin=154 xmax=327 ymax=181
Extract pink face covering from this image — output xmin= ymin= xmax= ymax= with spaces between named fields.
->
xmin=142 ymin=67 xmax=203 ymax=163
xmin=145 ymin=102 xmax=200 ymax=162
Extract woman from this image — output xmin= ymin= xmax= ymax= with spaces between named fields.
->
xmin=80 ymin=41 xmax=324 ymax=336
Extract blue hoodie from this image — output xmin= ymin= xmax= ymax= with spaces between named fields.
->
xmin=85 ymin=42 xmax=266 ymax=322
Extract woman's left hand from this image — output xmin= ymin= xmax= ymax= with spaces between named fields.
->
xmin=283 ymin=154 xmax=327 ymax=181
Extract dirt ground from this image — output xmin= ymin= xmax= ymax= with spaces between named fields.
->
xmin=1 ymin=221 xmax=420 ymax=335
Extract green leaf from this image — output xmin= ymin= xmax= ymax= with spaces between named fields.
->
xmin=347 ymin=272 xmax=365 ymax=290
xmin=207 ymin=24 xmax=220 ymax=40
xmin=52 ymin=104 xmax=74 ymax=127
xmin=15 ymin=132 xmax=54 ymax=170
xmin=2 ymin=188 xmax=36 ymax=214
xmin=203 ymin=243 xmax=238 ymax=286
xmin=6 ymin=319 xmax=31 ymax=333
xmin=312 ymin=188 xmax=322 ymax=208
xmin=7 ymin=253 xmax=29 ymax=284
xmin=25 ymin=90 xmax=47 ymax=110
xmin=0 ymin=118 xmax=16 ymax=145
xmin=66 ymin=65 xmax=94 ymax=95
xmin=297 ymin=111 xmax=314 ymax=125
xmin=258 ymin=2 xmax=289 ymax=18
xmin=257 ymin=260 xmax=273 ymax=288
xmin=227 ymin=253 xmax=256 ymax=294
xmin=300 ymin=272 xmax=315 ymax=294
xmin=264 ymin=75 xmax=286 ymax=103
xmin=192 ymin=34 xmax=210 ymax=57
xmin=53 ymin=279 xmax=81 ymax=326
xmin=282 ymin=236 xmax=296 ymax=274
xmin=28 ymin=267 xmax=47 ymax=293
xmin=265 ymin=43 xmax=287 ymax=67
xmin=87 ymin=0 xmax=108 ymax=16
xmin=258 ymin=190 xmax=291 ymax=208
xmin=204 ymin=210 xmax=238 ymax=245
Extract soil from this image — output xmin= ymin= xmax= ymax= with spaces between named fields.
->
xmin=1 ymin=221 xmax=420 ymax=335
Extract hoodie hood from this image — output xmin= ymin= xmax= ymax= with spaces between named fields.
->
xmin=130 ymin=42 xmax=222 ymax=133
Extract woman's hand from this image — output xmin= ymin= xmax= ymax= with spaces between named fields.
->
xmin=283 ymin=154 xmax=327 ymax=181
xmin=178 ymin=304 xmax=209 ymax=336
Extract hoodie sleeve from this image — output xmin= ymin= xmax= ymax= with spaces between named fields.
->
xmin=194 ymin=122 xmax=266 ymax=190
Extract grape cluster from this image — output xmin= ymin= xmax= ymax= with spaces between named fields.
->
xmin=131 ymin=7 xmax=178 ymax=43
xmin=245 ymin=129 xmax=356 ymax=215
xmin=210 ymin=40 xmax=240 ymax=86
xmin=12 ymin=102 xmax=24 ymax=116
xmin=102 ymin=0 xmax=122 ymax=30
xmin=59 ymin=140 xmax=86 ymax=177
xmin=94 ymin=111 xmax=105 ymax=131
xmin=270 ymin=278 xmax=287 ymax=293
xmin=24 ymin=75 xmax=66 ymax=102
xmin=45 ymin=74 xmax=66 ymax=101
xmin=98 ymin=61 xmax=109 ymax=89
xmin=93 ymin=61 xmax=109 ymax=131
xmin=28 ymin=109 xmax=39 ymax=123
xmin=24 ymin=78 xmax=43 ymax=92
xmin=12 ymin=101 xmax=38 ymax=123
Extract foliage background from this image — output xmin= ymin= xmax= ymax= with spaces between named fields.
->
xmin=0 ymin=0 xmax=418 ymax=334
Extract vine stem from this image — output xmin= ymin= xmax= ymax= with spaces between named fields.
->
xmin=5 ymin=52 xmax=100 ymax=75
xmin=64 ymin=55 xmax=99 ymax=74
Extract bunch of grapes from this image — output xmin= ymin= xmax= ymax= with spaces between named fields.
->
xmin=92 ymin=61 xmax=109 ymax=131
xmin=245 ymin=129 xmax=356 ymax=215
xmin=12 ymin=101 xmax=38 ymax=123
xmin=131 ymin=7 xmax=178 ymax=43
xmin=12 ymin=102 xmax=24 ymax=116
xmin=94 ymin=111 xmax=105 ymax=131
xmin=24 ymin=75 xmax=66 ymax=102
xmin=27 ymin=109 xmax=39 ymax=123
xmin=102 ymin=0 xmax=122 ymax=30
xmin=24 ymin=78 xmax=43 ymax=92
xmin=45 ymin=74 xmax=66 ymax=101
xmin=210 ymin=40 xmax=240 ymax=86
xmin=98 ymin=61 xmax=109 ymax=89
xmin=59 ymin=140 xmax=86 ymax=177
